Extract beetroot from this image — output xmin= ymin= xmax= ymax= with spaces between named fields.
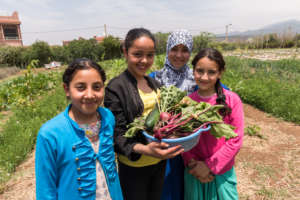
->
xmin=160 ymin=112 xmax=171 ymax=122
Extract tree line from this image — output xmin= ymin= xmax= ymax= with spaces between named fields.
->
xmin=1 ymin=32 xmax=300 ymax=68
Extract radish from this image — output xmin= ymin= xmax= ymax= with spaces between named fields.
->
xmin=160 ymin=112 xmax=171 ymax=122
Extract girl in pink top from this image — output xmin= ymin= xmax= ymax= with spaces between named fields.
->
xmin=182 ymin=48 xmax=244 ymax=200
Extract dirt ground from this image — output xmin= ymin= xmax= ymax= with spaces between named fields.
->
xmin=0 ymin=103 xmax=299 ymax=200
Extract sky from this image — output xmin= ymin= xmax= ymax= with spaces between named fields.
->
xmin=2 ymin=0 xmax=300 ymax=46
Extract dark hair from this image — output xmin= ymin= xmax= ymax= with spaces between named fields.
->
xmin=192 ymin=48 xmax=231 ymax=117
xmin=63 ymin=58 xmax=106 ymax=86
xmin=123 ymin=28 xmax=156 ymax=52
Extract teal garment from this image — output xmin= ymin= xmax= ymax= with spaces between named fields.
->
xmin=184 ymin=167 xmax=238 ymax=200
xmin=35 ymin=105 xmax=123 ymax=200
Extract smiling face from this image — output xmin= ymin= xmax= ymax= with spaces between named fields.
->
xmin=168 ymin=44 xmax=190 ymax=69
xmin=124 ymin=36 xmax=155 ymax=79
xmin=193 ymin=57 xmax=223 ymax=97
xmin=64 ymin=68 xmax=104 ymax=120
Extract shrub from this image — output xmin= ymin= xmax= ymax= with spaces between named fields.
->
xmin=100 ymin=36 xmax=122 ymax=60
xmin=65 ymin=38 xmax=104 ymax=62
xmin=193 ymin=32 xmax=215 ymax=52
xmin=154 ymin=32 xmax=169 ymax=55
xmin=30 ymin=41 xmax=52 ymax=66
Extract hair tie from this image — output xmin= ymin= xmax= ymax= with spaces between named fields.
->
xmin=217 ymin=94 xmax=226 ymax=102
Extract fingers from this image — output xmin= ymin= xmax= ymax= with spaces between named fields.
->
xmin=158 ymin=145 xmax=184 ymax=159
xmin=197 ymin=174 xmax=215 ymax=183
xmin=188 ymin=159 xmax=197 ymax=168
xmin=148 ymin=142 xmax=184 ymax=159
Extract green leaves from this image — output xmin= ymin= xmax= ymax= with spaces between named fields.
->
xmin=159 ymin=85 xmax=187 ymax=112
xmin=177 ymin=98 xmax=237 ymax=140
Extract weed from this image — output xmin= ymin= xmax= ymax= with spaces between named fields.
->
xmin=244 ymin=125 xmax=264 ymax=139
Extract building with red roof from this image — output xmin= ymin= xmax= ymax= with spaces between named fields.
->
xmin=0 ymin=11 xmax=23 ymax=46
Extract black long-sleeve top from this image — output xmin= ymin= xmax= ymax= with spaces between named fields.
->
xmin=104 ymin=69 xmax=161 ymax=161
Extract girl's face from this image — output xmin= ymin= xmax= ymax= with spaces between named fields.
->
xmin=168 ymin=44 xmax=190 ymax=69
xmin=124 ymin=36 xmax=155 ymax=79
xmin=193 ymin=57 xmax=223 ymax=96
xmin=64 ymin=68 xmax=104 ymax=118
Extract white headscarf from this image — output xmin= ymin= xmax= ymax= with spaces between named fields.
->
xmin=155 ymin=30 xmax=196 ymax=94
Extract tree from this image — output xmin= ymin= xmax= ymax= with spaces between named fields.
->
xmin=193 ymin=32 xmax=215 ymax=52
xmin=31 ymin=41 xmax=52 ymax=65
xmin=65 ymin=38 xmax=104 ymax=62
xmin=154 ymin=32 xmax=169 ymax=55
xmin=100 ymin=36 xmax=122 ymax=60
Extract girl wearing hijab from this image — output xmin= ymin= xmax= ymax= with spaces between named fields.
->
xmin=151 ymin=30 xmax=196 ymax=95
xmin=150 ymin=29 xmax=195 ymax=200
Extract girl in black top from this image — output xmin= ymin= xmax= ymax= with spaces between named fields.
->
xmin=104 ymin=28 xmax=183 ymax=200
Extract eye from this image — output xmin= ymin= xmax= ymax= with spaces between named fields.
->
xmin=208 ymin=70 xmax=218 ymax=76
xmin=147 ymin=53 xmax=155 ymax=59
xmin=182 ymin=47 xmax=189 ymax=53
xmin=133 ymin=52 xmax=142 ymax=58
xmin=93 ymin=83 xmax=103 ymax=91
xmin=76 ymin=84 xmax=86 ymax=91
xmin=195 ymin=68 xmax=204 ymax=75
xmin=170 ymin=46 xmax=178 ymax=52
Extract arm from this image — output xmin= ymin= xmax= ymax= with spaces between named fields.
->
xmin=205 ymin=96 xmax=244 ymax=175
xmin=35 ymin=130 xmax=57 ymax=200
xmin=104 ymin=86 xmax=142 ymax=161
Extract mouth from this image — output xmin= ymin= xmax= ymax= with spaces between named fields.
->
xmin=137 ymin=65 xmax=148 ymax=71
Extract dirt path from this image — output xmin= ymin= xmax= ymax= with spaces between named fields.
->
xmin=0 ymin=104 xmax=299 ymax=200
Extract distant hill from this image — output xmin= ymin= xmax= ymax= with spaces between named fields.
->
xmin=216 ymin=19 xmax=300 ymax=40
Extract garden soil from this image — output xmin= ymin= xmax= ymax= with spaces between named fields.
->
xmin=0 ymin=103 xmax=299 ymax=200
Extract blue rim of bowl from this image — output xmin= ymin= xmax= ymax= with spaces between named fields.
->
xmin=142 ymin=125 xmax=211 ymax=143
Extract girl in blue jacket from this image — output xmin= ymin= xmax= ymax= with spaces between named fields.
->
xmin=35 ymin=58 xmax=123 ymax=200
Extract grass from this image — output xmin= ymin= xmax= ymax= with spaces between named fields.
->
xmin=0 ymin=67 xmax=20 ymax=81
xmin=223 ymin=57 xmax=300 ymax=124
xmin=0 ymin=71 xmax=67 ymax=192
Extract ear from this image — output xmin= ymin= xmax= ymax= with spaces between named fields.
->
xmin=122 ymin=47 xmax=128 ymax=60
xmin=63 ymin=83 xmax=70 ymax=98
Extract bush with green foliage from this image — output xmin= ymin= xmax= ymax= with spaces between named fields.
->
xmin=154 ymin=32 xmax=169 ymax=55
xmin=64 ymin=38 xmax=104 ymax=62
xmin=51 ymin=45 xmax=69 ymax=63
xmin=193 ymin=32 xmax=215 ymax=52
xmin=100 ymin=36 xmax=122 ymax=60
xmin=30 ymin=41 xmax=52 ymax=66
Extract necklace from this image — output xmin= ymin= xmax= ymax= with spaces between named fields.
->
xmin=79 ymin=112 xmax=101 ymax=141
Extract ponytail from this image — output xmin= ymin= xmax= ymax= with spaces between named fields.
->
xmin=215 ymin=79 xmax=231 ymax=117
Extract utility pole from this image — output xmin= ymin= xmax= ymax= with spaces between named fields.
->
xmin=104 ymin=24 xmax=107 ymax=37
xmin=225 ymin=24 xmax=232 ymax=42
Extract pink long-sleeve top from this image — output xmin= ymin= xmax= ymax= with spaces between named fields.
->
xmin=182 ymin=89 xmax=244 ymax=175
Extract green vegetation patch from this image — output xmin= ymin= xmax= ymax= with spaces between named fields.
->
xmin=223 ymin=57 xmax=300 ymax=124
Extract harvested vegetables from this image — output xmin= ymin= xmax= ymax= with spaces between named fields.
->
xmin=124 ymin=86 xmax=237 ymax=140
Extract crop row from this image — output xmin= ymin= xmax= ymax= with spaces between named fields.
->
xmin=0 ymin=69 xmax=61 ymax=111
xmin=224 ymin=57 xmax=300 ymax=123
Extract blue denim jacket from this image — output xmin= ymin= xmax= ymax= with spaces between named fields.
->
xmin=35 ymin=105 xmax=123 ymax=200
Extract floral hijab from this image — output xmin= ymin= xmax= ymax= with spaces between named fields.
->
xmin=155 ymin=30 xmax=196 ymax=94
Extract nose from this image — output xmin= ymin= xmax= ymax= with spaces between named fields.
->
xmin=201 ymin=72 xmax=209 ymax=80
xmin=175 ymin=50 xmax=182 ymax=58
xmin=85 ymin=87 xmax=94 ymax=98
xmin=141 ymin=55 xmax=148 ymax=64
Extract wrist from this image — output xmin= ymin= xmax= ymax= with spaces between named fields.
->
xmin=133 ymin=143 xmax=147 ymax=155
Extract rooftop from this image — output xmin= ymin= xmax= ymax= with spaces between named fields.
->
xmin=0 ymin=11 xmax=21 ymax=25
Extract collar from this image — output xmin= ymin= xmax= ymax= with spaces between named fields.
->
xmin=63 ymin=104 xmax=109 ymax=134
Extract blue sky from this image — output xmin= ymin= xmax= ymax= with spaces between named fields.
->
xmin=2 ymin=0 xmax=300 ymax=45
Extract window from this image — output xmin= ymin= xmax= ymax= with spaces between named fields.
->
xmin=3 ymin=25 xmax=19 ymax=40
